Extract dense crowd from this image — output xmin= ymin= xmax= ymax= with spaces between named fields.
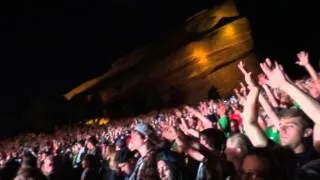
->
xmin=0 ymin=51 xmax=320 ymax=180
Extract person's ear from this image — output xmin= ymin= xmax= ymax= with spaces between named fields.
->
xmin=303 ymin=128 xmax=313 ymax=138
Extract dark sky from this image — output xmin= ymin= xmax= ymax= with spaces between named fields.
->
xmin=0 ymin=0 xmax=319 ymax=137
xmin=0 ymin=0 xmax=211 ymax=95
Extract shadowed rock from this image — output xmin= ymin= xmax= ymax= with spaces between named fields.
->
xmin=65 ymin=0 xmax=259 ymax=118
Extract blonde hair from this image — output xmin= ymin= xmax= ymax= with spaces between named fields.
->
xmin=102 ymin=144 xmax=119 ymax=173
xmin=108 ymin=150 xmax=119 ymax=173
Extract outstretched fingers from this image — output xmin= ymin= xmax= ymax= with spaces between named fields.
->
xmin=238 ymin=61 xmax=249 ymax=75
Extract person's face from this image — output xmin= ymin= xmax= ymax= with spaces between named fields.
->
xmin=43 ymin=157 xmax=53 ymax=172
xmin=230 ymin=121 xmax=240 ymax=133
xmin=241 ymin=155 xmax=269 ymax=180
xmin=308 ymin=83 xmax=320 ymax=98
xmin=279 ymin=117 xmax=305 ymax=149
xmin=12 ymin=152 xmax=17 ymax=157
xmin=157 ymin=160 xmax=172 ymax=180
xmin=129 ymin=131 xmax=145 ymax=151
xmin=72 ymin=145 xmax=79 ymax=154
xmin=86 ymin=142 xmax=94 ymax=150
xmin=44 ymin=158 xmax=50 ymax=165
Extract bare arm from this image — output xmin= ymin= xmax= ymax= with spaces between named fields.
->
xmin=258 ymin=74 xmax=279 ymax=107
xmin=185 ymin=106 xmax=213 ymax=129
xmin=297 ymin=51 xmax=320 ymax=92
xmin=280 ymin=82 xmax=320 ymax=152
xmin=179 ymin=117 xmax=200 ymax=138
xmin=258 ymin=93 xmax=280 ymax=130
xmin=238 ymin=61 xmax=268 ymax=147
xmin=261 ymin=60 xmax=320 ymax=152
xmin=242 ymin=87 xmax=268 ymax=147
xmin=262 ymin=84 xmax=279 ymax=107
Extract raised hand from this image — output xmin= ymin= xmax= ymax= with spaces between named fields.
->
xmin=260 ymin=59 xmax=288 ymax=89
xmin=234 ymin=88 xmax=246 ymax=105
xmin=234 ymin=88 xmax=241 ymax=97
xmin=237 ymin=61 xmax=248 ymax=75
xmin=162 ymin=126 xmax=177 ymax=140
xmin=296 ymin=51 xmax=309 ymax=66
xmin=185 ymin=105 xmax=197 ymax=115
xmin=238 ymin=61 xmax=257 ymax=89
xmin=198 ymin=102 xmax=207 ymax=115
xmin=174 ymin=108 xmax=182 ymax=117
xmin=178 ymin=123 xmax=189 ymax=135
xmin=168 ymin=114 xmax=175 ymax=127
xmin=265 ymin=58 xmax=272 ymax=67
xmin=239 ymin=82 xmax=247 ymax=95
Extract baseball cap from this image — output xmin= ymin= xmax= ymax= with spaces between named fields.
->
xmin=115 ymin=135 xmax=127 ymax=149
xmin=134 ymin=123 xmax=159 ymax=145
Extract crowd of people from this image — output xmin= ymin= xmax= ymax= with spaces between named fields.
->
xmin=0 ymin=51 xmax=320 ymax=180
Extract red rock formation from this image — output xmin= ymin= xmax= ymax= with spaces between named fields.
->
xmin=65 ymin=0 xmax=258 ymax=115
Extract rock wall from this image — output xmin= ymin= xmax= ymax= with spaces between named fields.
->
xmin=68 ymin=0 xmax=259 ymax=118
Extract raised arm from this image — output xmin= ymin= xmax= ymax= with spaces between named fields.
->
xmin=185 ymin=106 xmax=213 ymax=130
xmin=261 ymin=60 xmax=320 ymax=152
xmin=238 ymin=61 xmax=268 ymax=147
xmin=258 ymin=93 xmax=280 ymax=130
xmin=258 ymin=73 xmax=279 ymax=108
xmin=296 ymin=51 xmax=320 ymax=93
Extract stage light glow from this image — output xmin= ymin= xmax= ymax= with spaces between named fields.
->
xmin=191 ymin=47 xmax=209 ymax=66
xmin=223 ymin=25 xmax=236 ymax=37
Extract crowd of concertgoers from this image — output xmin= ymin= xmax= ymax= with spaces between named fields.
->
xmin=1 ymin=51 xmax=320 ymax=180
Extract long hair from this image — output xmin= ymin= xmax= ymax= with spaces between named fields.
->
xmin=108 ymin=151 xmax=120 ymax=173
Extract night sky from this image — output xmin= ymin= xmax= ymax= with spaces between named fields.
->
xmin=0 ymin=0 xmax=319 ymax=138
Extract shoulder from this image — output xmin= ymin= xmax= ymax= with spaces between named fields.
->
xmin=296 ymin=158 xmax=320 ymax=180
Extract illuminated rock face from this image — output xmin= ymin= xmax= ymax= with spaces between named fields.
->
xmin=67 ymin=0 xmax=258 ymax=117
